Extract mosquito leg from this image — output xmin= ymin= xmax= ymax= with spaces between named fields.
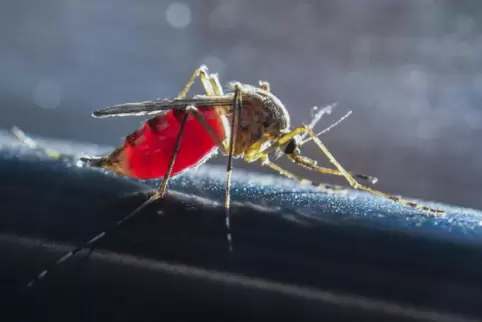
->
xmin=151 ymin=111 xmax=190 ymax=199
xmin=288 ymin=154 xmax=378 ymax=184
xmin=176 ymin=72 xmax=229 ymax=153
xmin=209 ymin=73 xmax=224 ymax=96
xmin=283 ymin=126 xmax=444 ymax=214
xmin=259 ymin=156 xmax=346 ymax=192
xmin=22 ymin=111 xmax=191 ymax=290
xmin=223 ymin=83 xmax=242 ymax=254
xmin=177 ymin=65 xmax=216 ymax=99
xmin=184 ymin=106 xmax=228 ymax=154
xmin=176 ymin=103 xmax=239 ymax=255
xmin=174 ymin=103 xmax=237 ymax=254
xmin=249 ymin=137 xmax=377 ymax=185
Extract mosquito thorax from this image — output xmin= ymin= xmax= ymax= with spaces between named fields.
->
xmin=233 ymin=82 xmax=291 ymax=159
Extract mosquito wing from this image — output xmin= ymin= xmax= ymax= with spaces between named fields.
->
xmin=92 ymin=95 xmax=241 ymax=118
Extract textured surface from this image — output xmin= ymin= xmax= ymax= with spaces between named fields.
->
xmin=1 ymin=132 xmax=482 ymax=322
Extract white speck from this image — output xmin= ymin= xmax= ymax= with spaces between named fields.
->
xmin=166 ymin=3 xmax=191 ymax=29
xmin=200 ymin=56 xmax=226 ymax=74
xmin=33 ymin=80 xmax=62 ymax=109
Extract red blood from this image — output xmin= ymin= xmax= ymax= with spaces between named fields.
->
xmin=124 ymin=108 xmax=227 ymax=179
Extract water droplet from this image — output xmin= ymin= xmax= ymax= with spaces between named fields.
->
xmin=166 ymin=2 xmax=191 ymax=29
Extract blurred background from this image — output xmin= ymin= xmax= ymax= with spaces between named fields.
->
xmin=1 ymin=0 xmax=481 ymax=210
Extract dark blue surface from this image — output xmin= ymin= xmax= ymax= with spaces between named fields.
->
xmin=1 ymin=132 xmax=482 ymax=322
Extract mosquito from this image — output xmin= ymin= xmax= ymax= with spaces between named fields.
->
xmin=16 ymin=65 xmax=444 ymax=291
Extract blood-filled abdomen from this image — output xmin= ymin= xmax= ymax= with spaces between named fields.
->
xmin=118 ymin=108 xmax=227 ymax=179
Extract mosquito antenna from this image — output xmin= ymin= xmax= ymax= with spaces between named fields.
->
xmin=299 ymin=103 xmax=337 ymax=141
xmin=308 ymin=103 xmax=337 ymax=129
xmin=223 ymin=84 xmax=241 ymax=254
xmin=300 ymin=110 xmax=352 ymax=145
xmin=22 ymin=112 xmax=190 ymax=290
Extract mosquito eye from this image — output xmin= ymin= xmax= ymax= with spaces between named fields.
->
xmin=283 ymin=139 xmax=297 ymax=155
